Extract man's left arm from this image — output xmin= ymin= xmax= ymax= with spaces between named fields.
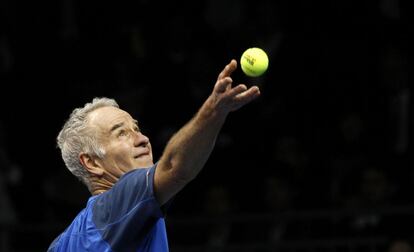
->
xmin=154 ymin=59 xmax=261 ymax=205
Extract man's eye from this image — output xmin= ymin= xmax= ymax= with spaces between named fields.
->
xmin=118 ymin=130 xmax=127 ymax=136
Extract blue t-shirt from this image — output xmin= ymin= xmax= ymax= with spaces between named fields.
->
xmin=47 ymin=164 xmax=169 ymax=252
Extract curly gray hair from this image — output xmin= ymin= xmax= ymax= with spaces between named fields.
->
xmin=57 ymin=97 xmax=119 ymax=191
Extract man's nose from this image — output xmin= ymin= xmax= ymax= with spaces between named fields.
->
xmin=134 ymin=131 xmax=149 ymax=146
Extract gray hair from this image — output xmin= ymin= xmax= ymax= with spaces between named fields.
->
xmin=57 ymin=97 xmax=119 ymax=191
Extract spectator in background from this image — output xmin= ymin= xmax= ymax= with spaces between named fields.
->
xmin=270 ymin=135 xmax=314 ymax=209
xmin=329 ymin=111 xmax=367 ymax=207
xmin=262 ymin=170 xmax=297 ymax=247
xmin=379 ymin=41 xmax=409 ymax=156
xmin=273 ymin=135 xmax=309 ymax=178
xmin=341 ymin=164 xmax=397 ymax=237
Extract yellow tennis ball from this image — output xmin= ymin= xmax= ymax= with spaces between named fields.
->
xmin=240 ymin=47 xmax=269 ymax=77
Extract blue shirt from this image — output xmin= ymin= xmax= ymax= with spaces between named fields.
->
xmin=48 ymin=164 xmax=169 ymax=252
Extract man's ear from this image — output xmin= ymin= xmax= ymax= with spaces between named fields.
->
xmin=79 ymin=153 xmax=104 ymax=177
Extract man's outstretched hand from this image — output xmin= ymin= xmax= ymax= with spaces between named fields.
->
xmin=211 ymin=59 xmax=261 ymax=114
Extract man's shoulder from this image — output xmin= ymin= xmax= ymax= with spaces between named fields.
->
xmin=47 ymin=233 xmax=62 ymax=252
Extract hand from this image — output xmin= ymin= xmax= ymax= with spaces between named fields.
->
xmin=211 ymin=59 xmax=261 ymax=114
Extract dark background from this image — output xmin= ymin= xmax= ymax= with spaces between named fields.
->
xmin=0 ymin=0 xmax=411 ymax=251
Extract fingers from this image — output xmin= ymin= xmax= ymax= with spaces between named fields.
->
xmin=217 ymin=59 xmax=237 ymax=81
xmin=220 ymin=85 xmax=261 ymax=112
xmin=215 ymin=77 xmax=232 ymax=93
xmin=227 ymin=84 xmax=247 ymax=97
xmin=233 ymin=86 xmax=261 ymax=105
xmin=214 ymin=60 xmax=261 ymax=110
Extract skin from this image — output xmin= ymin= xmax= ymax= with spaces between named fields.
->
xmin=80 ymin=59 xmax=260 ymax=205
xmin=80 ymin=107 xmax=154 ymax=195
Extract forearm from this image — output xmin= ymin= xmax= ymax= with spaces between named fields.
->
xmin=160 ymin=96 xmax=227 ymax=181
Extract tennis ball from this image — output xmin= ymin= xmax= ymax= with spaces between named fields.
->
xmin=240 ymin=47 xmax=269 ymax=77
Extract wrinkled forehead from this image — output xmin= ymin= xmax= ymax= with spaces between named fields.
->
xmin=87 ymin=106 xmax=135 ymax=133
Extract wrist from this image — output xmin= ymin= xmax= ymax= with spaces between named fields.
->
xmin=199 ymin=95 xmax=228 ymax=122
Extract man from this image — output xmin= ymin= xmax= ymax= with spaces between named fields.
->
xmin=47 ymin=59 xmax=261 ymax=251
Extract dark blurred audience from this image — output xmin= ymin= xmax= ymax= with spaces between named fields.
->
xmin=262 ymin=170 xmax=298 ymax=248
xmin=340 ymin=164 xmax=398 ymax=238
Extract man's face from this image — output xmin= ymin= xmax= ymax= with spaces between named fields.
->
xmin=88 ymin=106 xmax=154 ymax=178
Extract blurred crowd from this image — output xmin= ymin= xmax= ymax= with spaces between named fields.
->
xmin=0 ymin=0 xmax=410 ymax=251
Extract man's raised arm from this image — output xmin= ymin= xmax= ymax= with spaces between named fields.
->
xmin=154 ymin=59 xmax=261 ymax=205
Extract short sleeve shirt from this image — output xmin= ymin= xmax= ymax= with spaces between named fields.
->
xmin=47 ymin=164 xmax=169 ymax=252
